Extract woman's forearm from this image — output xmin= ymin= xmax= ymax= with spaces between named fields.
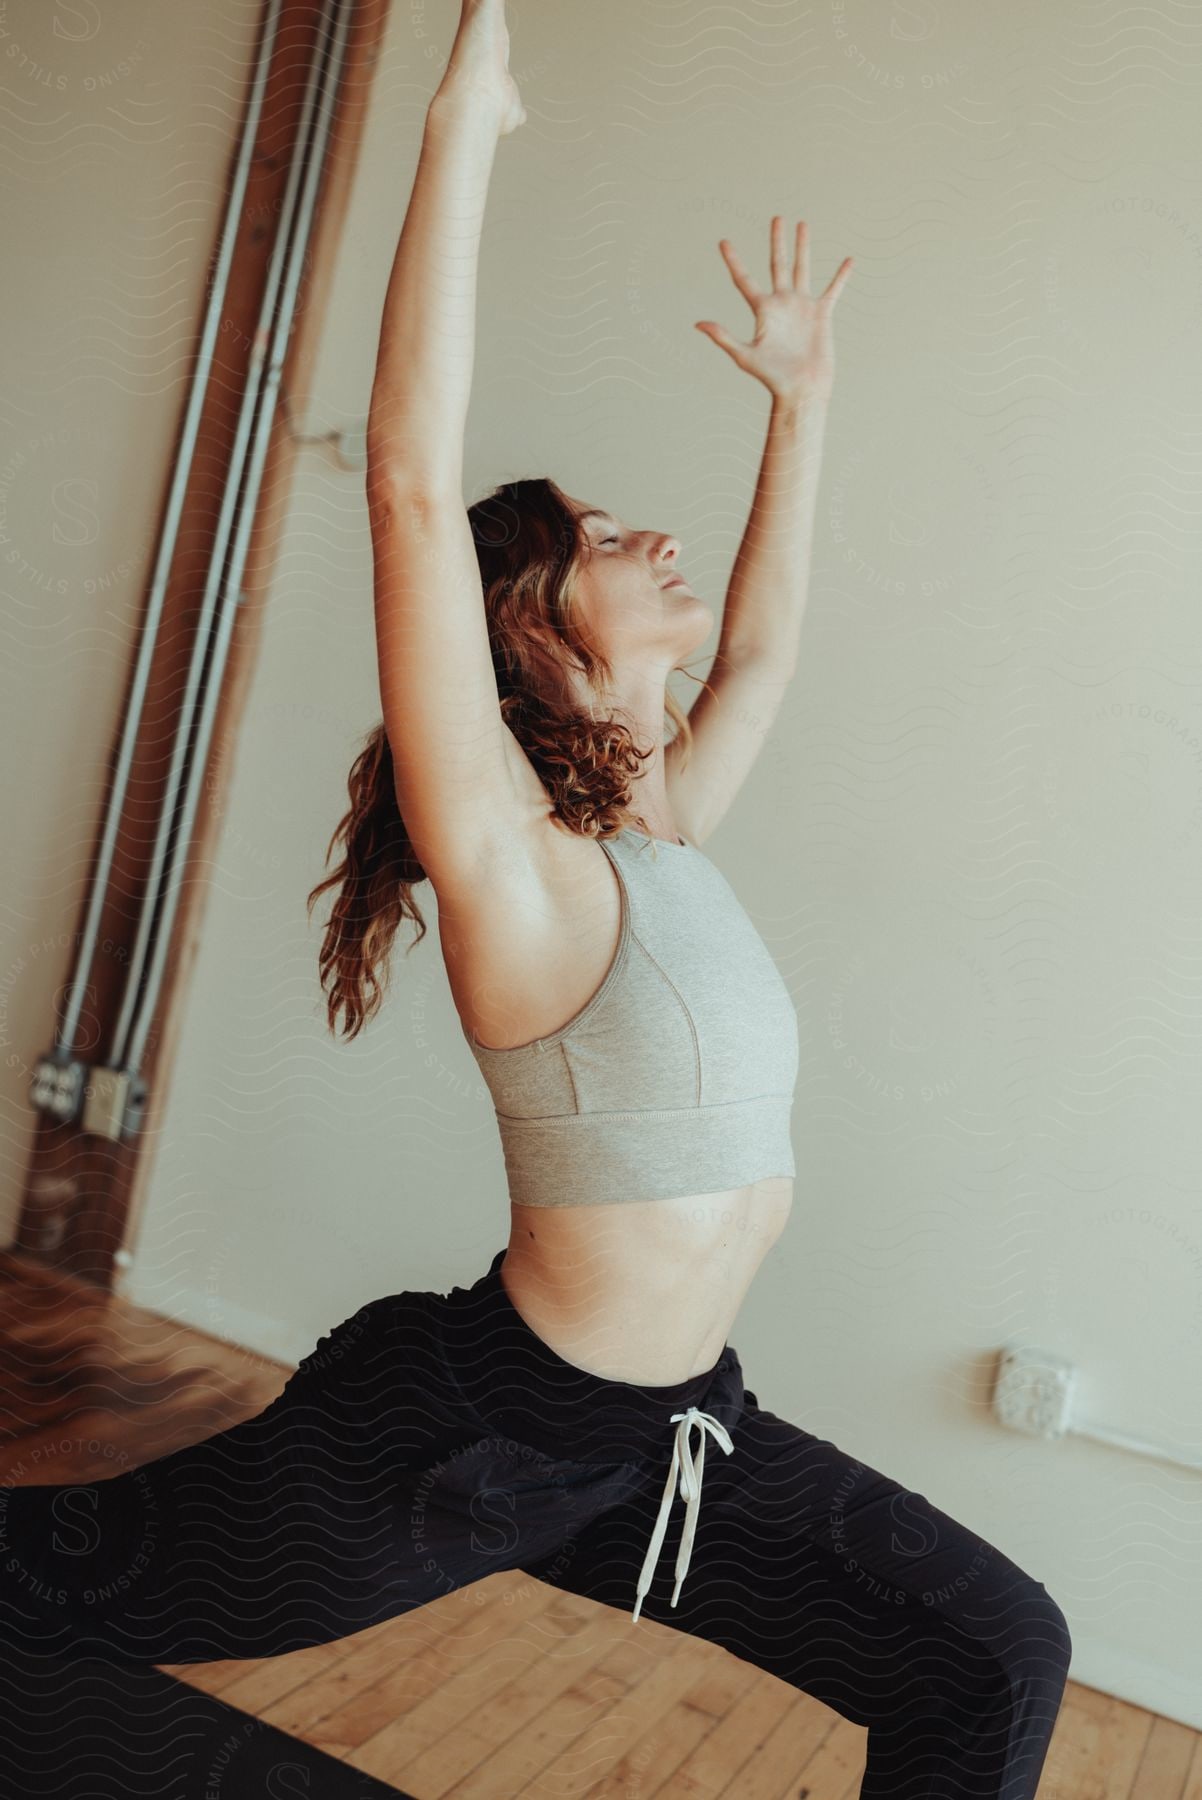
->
xmin=366 ymin=81 xmax=505 ymax=492
xmin=716 ymin=391 xmax=830 ymax=674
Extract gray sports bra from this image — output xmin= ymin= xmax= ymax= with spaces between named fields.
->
xmin=465 ymin=826 xmax=798 ymax=1207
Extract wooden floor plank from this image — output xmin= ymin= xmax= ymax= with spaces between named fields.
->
xmin=443 ymin=1648 xmax=636 ymax=1795
xmin=416 ymin=1605 xmax=630 ymax=1796
xmin=1180 ymin=1733 xmax=1202 ymax=1800
xmin=1130 ymin=1713 xmax=1198 ymax=1800
xmin=312 ymin=1579 xmax=563 ymax=1751
xmin=259 ymin=1582 xmax=542 ymax=1738
xmin=784 ymin=1713 xmax=867 ymax=1800
xmin=660 ymin=1658 xmax=808 ymax=1798
xmin=1043 ymin=1685 xmax=1155 ymax=1799
xmin=156 ymin=1654 xmax=277 ymax=1696
xmin=180 ymin=1630 xmax=366 ymax=1717
xmin=567 ymin=1634 xmax=733 ymax=1799
xmin=679 ymin=1651 xmax=761 ymax=1722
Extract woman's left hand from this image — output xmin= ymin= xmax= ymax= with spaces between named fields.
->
xmin=694 ymin=217 xmax=853 ymax=405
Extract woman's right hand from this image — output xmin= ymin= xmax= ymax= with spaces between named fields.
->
xmin=440 ymin=0 xmax=527 ymax=136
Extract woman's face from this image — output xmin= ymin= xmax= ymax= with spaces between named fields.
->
xmin=564 ymin=495 xmax=713 ymax=672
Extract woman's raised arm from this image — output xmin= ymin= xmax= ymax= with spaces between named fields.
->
xmin=367 ymin=0 xmax=524 ymax=485
xmin=365 ymin=1 xmax=528 ymax=886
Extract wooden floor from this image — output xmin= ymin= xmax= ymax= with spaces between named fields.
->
xmin=3 ymin=1247 xmax=1199 ymax=1799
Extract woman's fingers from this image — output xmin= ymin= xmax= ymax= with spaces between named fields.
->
xmin=793 ymin=220 xmax=810 ymax=293
xmin=770 ymin=215 xmax=789 ymax=290
xmin=694 ymin=319 xmax=753 ymax=371
xmin=718 ymin=238 xmax=762 ymax=309
xmin=820 ymin=255 xmax=855 ymax=309
xmin=718 ymin=225 xmax=853 ymax=313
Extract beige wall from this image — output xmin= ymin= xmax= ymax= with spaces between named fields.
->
xmin=7 ymin=0 xmax=1202 ymax=1731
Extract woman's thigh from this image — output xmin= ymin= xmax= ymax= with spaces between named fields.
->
xmin=519 ymin=1394 xmax=1072 ymax=1789
xmin=0 ymin=1289 xmax=535 ymax=1663
xmin=0 ymin=1286 xmax=653 ymax=1664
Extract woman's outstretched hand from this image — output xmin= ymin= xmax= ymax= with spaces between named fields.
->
xmin=694 ymin=218 xmax=853 ymax=405
xmin=441 ymin=0 xmax=527 ymax=135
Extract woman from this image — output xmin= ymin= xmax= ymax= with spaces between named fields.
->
xmin=2 ymin=4 xmax=1071 ymax=1793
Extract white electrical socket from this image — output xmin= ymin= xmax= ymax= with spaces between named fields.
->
xmin=992 ymin=1345 xmax=1077 ymax=1440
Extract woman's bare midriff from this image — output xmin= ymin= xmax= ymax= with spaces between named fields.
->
xmin=501 ymin=1175 xmax=793 ymax=1384
xmin=436 ymin=768 xmax=794 ymax=1384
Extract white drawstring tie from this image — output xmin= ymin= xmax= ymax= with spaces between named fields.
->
xmin=632 ymin=1405 xmax=734 ymax=1622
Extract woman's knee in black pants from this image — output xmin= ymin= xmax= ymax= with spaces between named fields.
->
xmin=520 ymin=1408 xmax=1073 ymax=1800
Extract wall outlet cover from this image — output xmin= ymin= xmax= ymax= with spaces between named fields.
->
xmin=992 ymin=1344 xmax=1077 ymax=1439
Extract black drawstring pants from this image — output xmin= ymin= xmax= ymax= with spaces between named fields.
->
xmin=1 ymin=1247 xmax=1071 ymax=1798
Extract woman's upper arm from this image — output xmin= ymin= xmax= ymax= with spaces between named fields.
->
xmin=367 ymin=473 xmax=525 ymax=886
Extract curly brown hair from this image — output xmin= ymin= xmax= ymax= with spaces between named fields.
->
xmin=307 ymin=475 xmax=700 ymax=1042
